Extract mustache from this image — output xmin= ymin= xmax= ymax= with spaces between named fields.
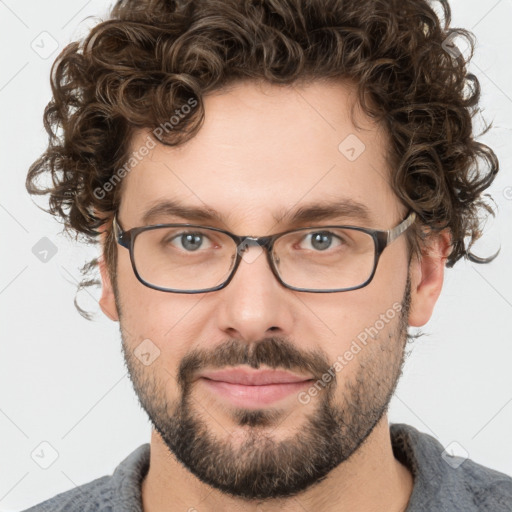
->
xmin=176 ymin=336 xmax=333 ymax=391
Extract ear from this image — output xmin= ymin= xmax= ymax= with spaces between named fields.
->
xmin=408 ymin=228 xmax=452 ymax=327
xmin=98 ymin=255 xmax=119 ymax=322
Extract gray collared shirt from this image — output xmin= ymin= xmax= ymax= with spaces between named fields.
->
xmin=22 ymin=423 xmax=512 ymax=511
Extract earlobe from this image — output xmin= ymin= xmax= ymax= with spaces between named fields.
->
xmin=98 ymin=256 xmax=120 ymax=322
xmin=408 ymin=229 xmax=452 ymax=327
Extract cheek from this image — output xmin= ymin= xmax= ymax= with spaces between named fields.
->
xmin=374 ymin=238 xmax=410 ymax=294
xmin=318 ymin=301 xmax=405 ymax=403
xmin=297 ymin=278 xmax=405 ymax=351
xmin=117 ymin=252 xmax=173 ymax=325
xmin=116 ymin=269 xmax=207 ymax=367
xmin=295 ymin=253 xmax=407 ymax=375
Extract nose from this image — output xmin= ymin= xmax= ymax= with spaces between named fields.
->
xmin=214 ymin=241 xmax=295 ymax=342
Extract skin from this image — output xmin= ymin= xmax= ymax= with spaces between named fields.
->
xmin=98 ymin=79 xmax=451 ymax=512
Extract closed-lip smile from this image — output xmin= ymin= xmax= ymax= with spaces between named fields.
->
xmin=199 ymin=367 xmax=314 ymax=385
xmin=197 ymin=367 xmax=315 ymax=408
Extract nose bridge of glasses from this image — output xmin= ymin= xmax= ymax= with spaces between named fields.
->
xmin=236 ymin=234 xmax=273 ymax=252
xmin=234 ymin=235 xmax=277 ymax=270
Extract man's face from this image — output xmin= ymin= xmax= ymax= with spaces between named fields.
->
xmin=106 ymin=80 xmax=415 ymax=500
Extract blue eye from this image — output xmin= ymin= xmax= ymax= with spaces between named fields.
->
xmin=178 ymin=233 xmax=204 ymax=251
xmin=164 ymin=231 xmax=214 ymax=252
xmin=301 ymin=231 xmax=344 ymax=251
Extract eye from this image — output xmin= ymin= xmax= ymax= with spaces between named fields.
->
xmin=166 ymin=231 xmax=214 ymax=252
xmin=299 ymin=231 xmax=345 ymax=251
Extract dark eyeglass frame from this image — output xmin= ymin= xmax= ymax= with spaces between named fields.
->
xmin=112 ymin=210 xmax=416 ymax=294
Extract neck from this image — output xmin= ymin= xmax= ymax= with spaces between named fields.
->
xmin=141 ymin=415 xmax=414 ymax=512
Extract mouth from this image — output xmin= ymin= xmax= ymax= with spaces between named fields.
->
xmin=197 ymin=367 xmax=315 ymax=408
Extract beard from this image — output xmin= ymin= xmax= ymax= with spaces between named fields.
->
xmin=115 ymin=274 xmax=411 ymax=501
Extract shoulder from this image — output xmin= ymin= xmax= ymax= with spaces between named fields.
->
xmin=390 ymin=423 xmax=512 ymax=511
xmin=454 ymin=456 xmax=512 ymax=510
xmin=21 ymin=475 xmax=114 ymax=512
xmin=21 ymin=444 xmax=150 ymax=512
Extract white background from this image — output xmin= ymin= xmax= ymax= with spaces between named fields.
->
xmin=1 ymin=0 xmax=511 ymax=510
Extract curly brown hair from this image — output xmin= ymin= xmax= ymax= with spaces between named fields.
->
xmin=26 ymin=0 xmax=499 ymax=319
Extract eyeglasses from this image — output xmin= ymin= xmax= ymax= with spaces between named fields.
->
xmin=112 ymin=210 xmax=416 ymax=294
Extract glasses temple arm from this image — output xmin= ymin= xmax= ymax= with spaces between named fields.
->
xmin=386 ymin=211 xmax=416 ymax=243
xmin=112 ymin=214 xmax=121 ymax=241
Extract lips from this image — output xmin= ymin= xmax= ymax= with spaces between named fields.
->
xmin=199 ymin=367 xmax=314 ymax=386
xmin=198 ymin=368 xmax=315 ymax=408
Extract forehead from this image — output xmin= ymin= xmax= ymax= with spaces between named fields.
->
xmin=119 ymin=80 xmax=401 ymax=230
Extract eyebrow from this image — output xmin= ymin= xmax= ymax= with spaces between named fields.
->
xmin=140 ymin=198 xmax=374 ymax=227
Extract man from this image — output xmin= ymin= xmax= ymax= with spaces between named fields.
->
xmin=24 ymin=0 xmax=512 ymax=510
